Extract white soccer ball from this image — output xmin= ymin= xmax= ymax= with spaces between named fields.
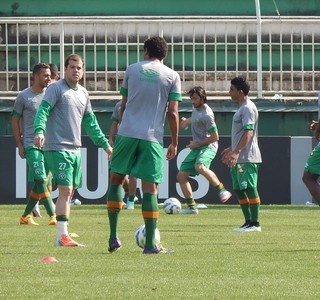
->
xmin=135 ymin=224 xmax=161 ymax=249
xmin=163 ymin=197 xmax=181 ymax=214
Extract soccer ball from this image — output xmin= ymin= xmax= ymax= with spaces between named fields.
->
xmin=135 ymin=224 xmax=161 ymax=249
xmin=163 ymin=197 xmax=181 ymax=214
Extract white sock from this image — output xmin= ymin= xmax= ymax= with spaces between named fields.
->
xmin=56 ymin=221 xmax=68 ymax=240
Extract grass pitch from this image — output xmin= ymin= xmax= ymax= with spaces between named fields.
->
xmin=1 ymin=204 xmax=320 ymax=299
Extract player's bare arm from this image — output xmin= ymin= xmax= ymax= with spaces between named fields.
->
xmin=166 ymin=100 xmax=179 ymax=160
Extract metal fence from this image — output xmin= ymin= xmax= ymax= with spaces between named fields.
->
xmin=1 ymin=16 xmax=320 ymax=99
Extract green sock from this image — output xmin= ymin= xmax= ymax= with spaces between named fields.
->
xmin=250 ymin=203 xmax=260 ymax=223
xmin=23 ymin=182 xmax=39 ymax=217
xmin=107 ymin=185 xmax=123 ymax=241
xmin=38 ymin=179 xmax=55 ymax=216
xmin=247 ymin=188 xmax=260 ymax=223
xmin=214 ymin=182 xmax=226 ymax=193
xmin=234 ymin=189 xmax=251 ymax=222
xmin=56 ymin=215 xmax=69 ymax=222
xmin=128 ymin=195 xmax=135 ymax=202
xmin=186 ymin=197 xmax=196 ymax=209
xmin=240 ymin=203 xmax=251 ymax=221
xmin=142 ymin=193 xmax=159 ymax=249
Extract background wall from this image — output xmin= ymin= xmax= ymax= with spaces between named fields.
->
xmin=0 ymin=0 xmax=319 ymax=17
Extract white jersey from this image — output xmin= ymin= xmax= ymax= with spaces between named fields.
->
xmin=118 ymin=60 xmax=182 ymax=143
xmin=232 ymin=99 xmax=262 ymax=163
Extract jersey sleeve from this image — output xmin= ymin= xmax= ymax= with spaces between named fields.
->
xmin=242 ymin=106 xmax=256 ymax=130
xmin=12 ymin=92 xmax=24 ymax=117
xmin=34 ymin=100 xmax=52 ymax=134
xmin=82 ymin=112 xmax=110 ymax=149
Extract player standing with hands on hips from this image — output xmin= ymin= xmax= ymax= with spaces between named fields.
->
xmin=34 ymin=54 xmax=112 ymax=247
xmin=177 ymin=86 xmax=232 ymax=214
xmin=106 ymin=36 xmax=181 ymax=254
xmin=222 ymin=77 xmax=262 ymax=232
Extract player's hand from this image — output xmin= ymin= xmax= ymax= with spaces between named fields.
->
xmin=34 ymin=133 xmax=45 ymax=148
xmin=104 ymin=146 xmax=113 ymax=160
xmin=186 ymin=141 xmax=198 ymax=150
xmin=180 ymin=117 xmax=189 ymax=129
xmin=221 ymin=147 xmax=231 ymax=164
xmin=18 ymin=145 xmax=25 ymax=159
xmin=166 ymin=144 xmax=177 ymax=160
xmin=310 ymin=120 xmax=318 ymax=131
xmin=108 ymin=138 xmax=114 ymax=147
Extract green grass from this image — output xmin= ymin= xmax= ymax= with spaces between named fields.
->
xmin=1 ymin=204 xmax=320 ymax=299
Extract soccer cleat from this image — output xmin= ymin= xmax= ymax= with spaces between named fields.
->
xmin=179 ymin=207 xmax=199 ymax=215
xmin=32 ymin=203 xmax=42 ymax=218
xmin=126 ymin=200 xmax=134 ymax=210
xmin=54 ymin=234 xmax=85 ymax=247
xmin=108 ymin=238 xmax=122 ymax=253
xmin=70 ymin=198 xmax=81 ymax=205
xmin=232 ymin=222 xmax=251 ymax=232
xmin=242 ymin=225 xmax=262 ymax=232
xmin=20 ymin=214 xmax=39 ymax=225
xmin=219 ymin=190 xmax=232 ymax=203
xmin=48 ymin=215 xmax=57 ymax=225
xmin=143 ymin=247 xmax=174 ymax=254
xmin=122 ymin=201 xmax=127 ymax=209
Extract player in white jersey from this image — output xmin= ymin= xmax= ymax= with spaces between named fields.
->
xmin=222 ymin=77 xmax=262 ymax=232
xmin=107 ymin=36 xmax=182 ymax=254
xmin=34 ymin=54 xmax=112 ymax=247
xmin=12 ymin=63 xmax=56 ymax=226
xmin=177 ymin=86 xmax=232 ymax=214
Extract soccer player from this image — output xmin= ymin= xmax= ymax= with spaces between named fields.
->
xmin=302 ymin=120 xmax=320 ymax=204
xmin=109 ymin=100 xmax=138 ymax=209
xmin=49 ymin=63 xmax=60 ymax=83
xmin=221 ymin=77 xmax=262 ymax=232
xmin=12 ymin=63 xmax=57 ymax=226
xmin=107 ymin=36 xmax=181 ymax=254
xmin=177 ymin=86 xmax=232 ymax=214
xmin=34 ymin=54 xmax=112 ymax=246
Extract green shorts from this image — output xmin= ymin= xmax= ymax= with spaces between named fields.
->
xmin=44 ymin=151 xmax=82 ymax=188
xmin=305 ymin=145 xmax=320 ymax=175
xmin=179 ymin=146 xmax=216 ymax=176
xmin=230 ymin=163 xmax=260 ymax=190
xmin=25 ymin=147 xmax=49 ymax=182
xmin=110 ymin=135 xmax=164 ymax=183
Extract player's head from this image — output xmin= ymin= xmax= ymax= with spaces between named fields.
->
xmin=32 ymin=63 xmax=51 ymax=88
xmin=64 ymin=54 xmax=84 ymax=84
xmin=230 ymin=77 xmax=250 ymax=96
xmin=49 ymin=63 xmax=60 ymax=82
xmin=187 ymin=86 xmax=207 ymax=103
xmin=144 ymin=36 xmax=168 ymax=61
xmin=33 ymin=63 xmax=50 ymax=77
xmin=64 ymin=54 xmax=84 ymax=69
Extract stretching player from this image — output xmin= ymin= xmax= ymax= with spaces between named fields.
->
xmin=178 ymin=86 xmax=232 ymax=214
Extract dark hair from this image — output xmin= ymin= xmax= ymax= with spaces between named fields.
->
xmin=144 ymin=36 xmax=168 ymax=60
xmin=187 ymin=86 xmax=207 ymax=103
xmin=230 ymin=77 xmax=250 ymax=96
xmin=49 ymin=63 xmax=59 ymax=79
xmin=32 ymin=63 xmax=50 ymax=76
xmin=64 ymin=54 xmax=84 ymax=68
